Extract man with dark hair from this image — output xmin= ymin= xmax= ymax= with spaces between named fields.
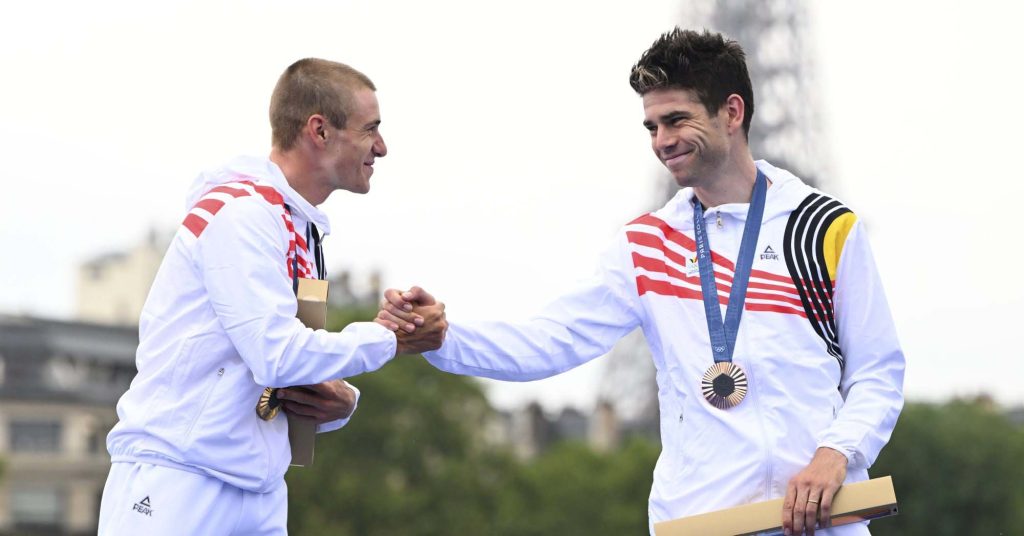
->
xmin=379 ymin=28 xmax=903 ymax=535
xmin=98 ymin=58 xmax=446 ymax=535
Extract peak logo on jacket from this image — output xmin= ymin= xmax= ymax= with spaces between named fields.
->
xmin=133 ymin=496 xmax=153 ymax=516
xmin=760 ymin=245 xmax=779 ymax=261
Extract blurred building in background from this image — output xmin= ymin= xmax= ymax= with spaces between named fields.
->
xmin=485 ymin=398 xmax=655 ymax=460
xmin=0 ymin=316 xmax=137 ymax=535
xmin=76 ymin=229 xmax=170 ymax=326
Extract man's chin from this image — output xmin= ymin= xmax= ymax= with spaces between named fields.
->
xmin=335 ymin=182 xmax=370 ymax=195
xmin=671 ymin=173 xmax=696 ymax=188
xmin=343 ymin=175 xmax=371 ymax=194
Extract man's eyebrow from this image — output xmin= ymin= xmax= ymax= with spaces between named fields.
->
xmin=643 ymin=111 xmax=692 ymax=128
xmin=660 ymin=111 xmax=691 ymax=123
xmin=363 ymin=119 xmax=381 ymax=129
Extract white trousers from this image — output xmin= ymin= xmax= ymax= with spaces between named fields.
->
xmin=98 ymin=462 xmax=288 ymax=536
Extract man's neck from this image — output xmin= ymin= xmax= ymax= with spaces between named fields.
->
xmin=692 ymin=158 xmax=760 ymax=208
xmin=269 ymin=148 xmax=327 ymax=206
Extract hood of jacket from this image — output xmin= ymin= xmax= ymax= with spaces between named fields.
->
xmin=185 ymin=155 xmax=332 ymax=236
xmin=662 ymin=159 xmax=809 ymax=228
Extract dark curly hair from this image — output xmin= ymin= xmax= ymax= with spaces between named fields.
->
xmin=630 ymin=28 xmax=754 ymax=137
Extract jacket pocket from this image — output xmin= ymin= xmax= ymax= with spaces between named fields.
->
xmin=183 ymin=366 xmax=226 ymax=443
xmin=671 ymin=394 xmax=712 ymax=481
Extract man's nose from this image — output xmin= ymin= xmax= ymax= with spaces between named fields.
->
xmin=653 ymin=126 xmax=676 ymax=155
xmin=374 ymin=133 xmax=387 ymax=158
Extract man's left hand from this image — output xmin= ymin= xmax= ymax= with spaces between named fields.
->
xmin=782 ymin=446 xmax=848 ymax=536
xmin=277 ymin=380 xmax=357 ymax=424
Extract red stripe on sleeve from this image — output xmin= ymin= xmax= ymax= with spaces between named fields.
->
xmin=183 ymin=213 xmax=209 ymax=237
xmin=193 ymin=198 xmax=226 ymax=216
xmin=630 ymin=214 xmax=699 ymax=252
xmin=253 ymin=185 xmax=285 ymax=206
xmin=208 ymin=185 xmax=251 ymax=198
xmin=627 ymin=232 xmax=692 ymax=268
xmin=631 ymin=252 xmax=692 ymax=283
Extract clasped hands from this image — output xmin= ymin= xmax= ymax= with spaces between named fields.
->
xmin=270 ymin=286 xmax=445 ymax=423
xmin=374 ymin=286 xmax=448 ymax=356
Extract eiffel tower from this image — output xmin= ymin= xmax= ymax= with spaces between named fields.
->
xmin=598 ymin=0 xmax=831 ymax=432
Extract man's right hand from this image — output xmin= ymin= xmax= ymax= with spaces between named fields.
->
xmin=375 ymin=286 xmax=447 ymax=355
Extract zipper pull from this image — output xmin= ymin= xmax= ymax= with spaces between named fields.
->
xmin=716 ymin=211 xmax=723 ymax=229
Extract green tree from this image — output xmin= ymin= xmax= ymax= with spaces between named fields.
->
xmin=870 ymin=400 xmax=1024 ymax=535
xmin=495 ymin=438 xmax=658 ymax=536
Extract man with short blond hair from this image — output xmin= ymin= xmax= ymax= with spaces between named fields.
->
xmin=98 ymin=58 xmax=445 ymax=535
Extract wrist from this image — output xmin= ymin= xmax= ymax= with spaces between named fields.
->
xmin=816 ymin=446 xmax=849 ymax=466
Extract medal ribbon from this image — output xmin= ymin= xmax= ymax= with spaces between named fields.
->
xmin=692 ymin=169 xmax=768 ymax=363
xmin=285 ymin=204 xmax=326 ymax=293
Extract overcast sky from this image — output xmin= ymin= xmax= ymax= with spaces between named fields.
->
xmin=2 ymin=1 xmax=1021 ymax=412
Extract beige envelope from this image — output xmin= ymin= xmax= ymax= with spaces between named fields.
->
xmin=654 ymin=476 xmax=898 ymax=536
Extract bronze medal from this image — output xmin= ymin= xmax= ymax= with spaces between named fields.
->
xmin=701 ymin=362 xmax=748 ymax=409
xmin=256 ymin=387 xmax=282 ymax=420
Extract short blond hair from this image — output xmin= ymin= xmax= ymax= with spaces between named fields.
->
xmin=269 ymin=58 xmax=376 ymax=150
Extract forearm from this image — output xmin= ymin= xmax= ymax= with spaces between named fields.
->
xmin=424 ymin=315 xmax=633 ymax=381
xmin=817 ymin=371 xmax=904 ymax=468
xmin=819 ymin=222 xmax=906 ymax=468
xmin=419 ymin=232 xmax=643 ymax=381
xmin=228 ymin=317 xmax=396 ymax=387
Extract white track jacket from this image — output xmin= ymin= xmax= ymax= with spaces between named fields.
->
xmin=424 ymin=161 xmax=905 ymax=532
xmin=107 ymin=156 xmax=396 ymax=493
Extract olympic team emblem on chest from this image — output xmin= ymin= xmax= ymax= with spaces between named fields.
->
xmin=685 ymin=255 xmax=700 ymax=277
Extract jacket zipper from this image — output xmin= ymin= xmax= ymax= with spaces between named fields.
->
xmin=749 ymin=363 xmax=774 ymax=499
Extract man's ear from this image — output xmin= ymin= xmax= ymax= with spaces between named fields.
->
xmin=305 ymin=115 xmax=329 ymax=147
xmin=724 ymin=94 xmax=746 ymax=135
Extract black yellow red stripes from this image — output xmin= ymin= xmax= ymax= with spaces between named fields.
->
xmin=782 ymin=193 xmax=855 ymax=369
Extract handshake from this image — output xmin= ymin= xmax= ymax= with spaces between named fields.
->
xmin=374 ymin=286 xmax=449 ymax=356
